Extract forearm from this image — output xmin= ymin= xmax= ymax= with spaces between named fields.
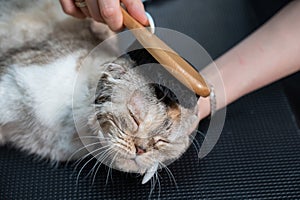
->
xmin=198 ymin=0 xmax=300 ymax=119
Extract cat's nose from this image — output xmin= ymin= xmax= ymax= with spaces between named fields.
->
xmin=135 ymin=145 xmax=146 ymax=155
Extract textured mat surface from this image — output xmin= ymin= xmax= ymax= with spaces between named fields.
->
xmin=1 ymin=0 xmax=299 ymax=199
xmin=1 ymin=83 xmax=299 ymax=199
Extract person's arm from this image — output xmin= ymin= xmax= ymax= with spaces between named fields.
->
xmin=59 ymin=0 xmax=148 ymax=31
xmin=198 ymin=0 xmax=300 ymax=120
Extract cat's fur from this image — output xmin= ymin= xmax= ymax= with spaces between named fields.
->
xmin=0 ymin=0 xmax=198 ymax=177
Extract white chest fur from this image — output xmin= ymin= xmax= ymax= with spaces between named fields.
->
xmin=0 ymin=54 xmax=78 ymax=125
xmin=0 ymin=53 xmax=86 ymax=160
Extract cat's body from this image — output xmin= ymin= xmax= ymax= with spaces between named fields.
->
xmin=0 ymin=0 xmax=198 ymax=179
xmin=0 ymin=0 xmax=113 ymax=161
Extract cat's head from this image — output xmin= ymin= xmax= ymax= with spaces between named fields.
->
xmin=89 ymin=58 xmax=198 ymax=182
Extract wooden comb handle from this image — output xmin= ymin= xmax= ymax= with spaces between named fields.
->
xmin=121 ymin=7 xmax=210 ymax=97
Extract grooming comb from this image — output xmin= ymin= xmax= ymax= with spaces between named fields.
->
xmin=121 ymin=7 xmax=210 ymax=97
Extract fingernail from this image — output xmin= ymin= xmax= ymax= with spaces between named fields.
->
xmin=131 ymin=4 xmax=148 ymax=26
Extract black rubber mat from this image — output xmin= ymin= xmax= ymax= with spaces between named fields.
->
xmin=1 ymin=83 xmax=299 ymax=199
xmin=1 ymin=0 xmax=299 ymax=199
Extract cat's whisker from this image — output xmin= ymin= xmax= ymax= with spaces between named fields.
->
xmin=95 ymin=149 xmax=116 ymax=167
xmin=157 ymin=91 xmax=168 ymax=103
xmin=70 ymin=152 xmax=93 ymax=172
xmin=193 ymin=129 xmax=209 ymax=153
xmin=96 ymin=147 xmax=115 ymax=163
xmin=73 ymin=135 xmax=111 ymax=140
xmin=76 ymin=146 xmax=114 ymax=184
xmin=84 ymin=160 xmax=101 ymax=185
xmin=91 ymin=147 xmax=116 ymax=185
xmin=148 ymin=171 xmax=157 ymax=199
xmin=76 ymin=151 xmax=102 ymax=185
xmin=70 ymin=143 xmax=111 ymax=166
xmin=72 ymin=144 xmax=111 ymax=176
xmin=190 ymin=134 xmax=201 ymax=147
xmin=105 ymin=152 xmax=119 ymax=185
xmin=91 ymin=161 xmax=102 ymax=185
xmin=108 ymin=151 xmax=119 ymax=170
xmin=188 ymin=136 xmax=200 ymax=154
xmin=156 ymin=171 xmax=161 ymax=199
xmin=93 ymin=147 xmax=116 ymax=184
xmin=158 ymin=161 xmax=178 ymax=190
xmin=66 ymin=141 xmax=108 ymax=165
xmin=91 ymin=148 xmax=115 ymax=184
xmin=84 ymin=150 xmax=109 ymax=180
xmin=146 ymin=156 xmax=177 ymax=192
xmin=85 ymin=147 xmax=115 ymax=182
xmin=196 ymin=130 xmax=208 ymax=141
xmin=150 ymin=171 xmax=157 ymax=198
xmin=143 ymin=157 xmax=160 ymax=198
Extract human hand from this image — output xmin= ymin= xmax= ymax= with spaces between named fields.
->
xmin=59 ymin=0 xmax=148 ymax=31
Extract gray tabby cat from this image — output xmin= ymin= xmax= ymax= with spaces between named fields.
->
xmin=0 ymin=0 xmax=199 ymax=183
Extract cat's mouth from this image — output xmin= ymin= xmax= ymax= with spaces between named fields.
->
xmin=109 ymin=150 xmax=156 ymax=174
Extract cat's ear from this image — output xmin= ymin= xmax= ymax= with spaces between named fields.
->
xmin=127 ymin=90 xmax=148 ymax=122
xmin=167 ymin=104 xmax=181 ymax=121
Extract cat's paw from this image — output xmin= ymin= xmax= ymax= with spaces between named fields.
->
xmin=103 ymin=58 xmax=135 ymax=79
xmin=103 ymin=63 xmax=127 ymax=79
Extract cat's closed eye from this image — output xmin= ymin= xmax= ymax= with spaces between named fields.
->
xmin=154 ymin=138 xmax=169 ymax=145
xmin=152 ymin=138 xmax=169 ymax=150
xmin=128 ymin=108 xmax=140 ymax=126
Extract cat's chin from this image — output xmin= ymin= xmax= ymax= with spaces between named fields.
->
xmin=112 ymin=154 xmax=159 ymax=175
xmin=114 ymin=157 xmax=146 ymax=174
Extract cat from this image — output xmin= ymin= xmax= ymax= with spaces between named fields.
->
xmin=0 ymin=0 xmax=199 ymax=183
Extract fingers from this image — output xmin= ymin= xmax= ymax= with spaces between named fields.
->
xmin=97 ymin=0 xmax=148 ymax=31
xmin=122 ymin=0 xmax=148 ymax=26
xmin=98 ymin=0 xmax=123 ymax=31
xmin=79 ymin=3 xmax=91 ymax=17
xmin=60 ymin=0 xmax=149 ymax=31
xmin=86 ymin=0 xmax=104 ymax=23
xmin=59 ymin=0 xmax=86 ymax=18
